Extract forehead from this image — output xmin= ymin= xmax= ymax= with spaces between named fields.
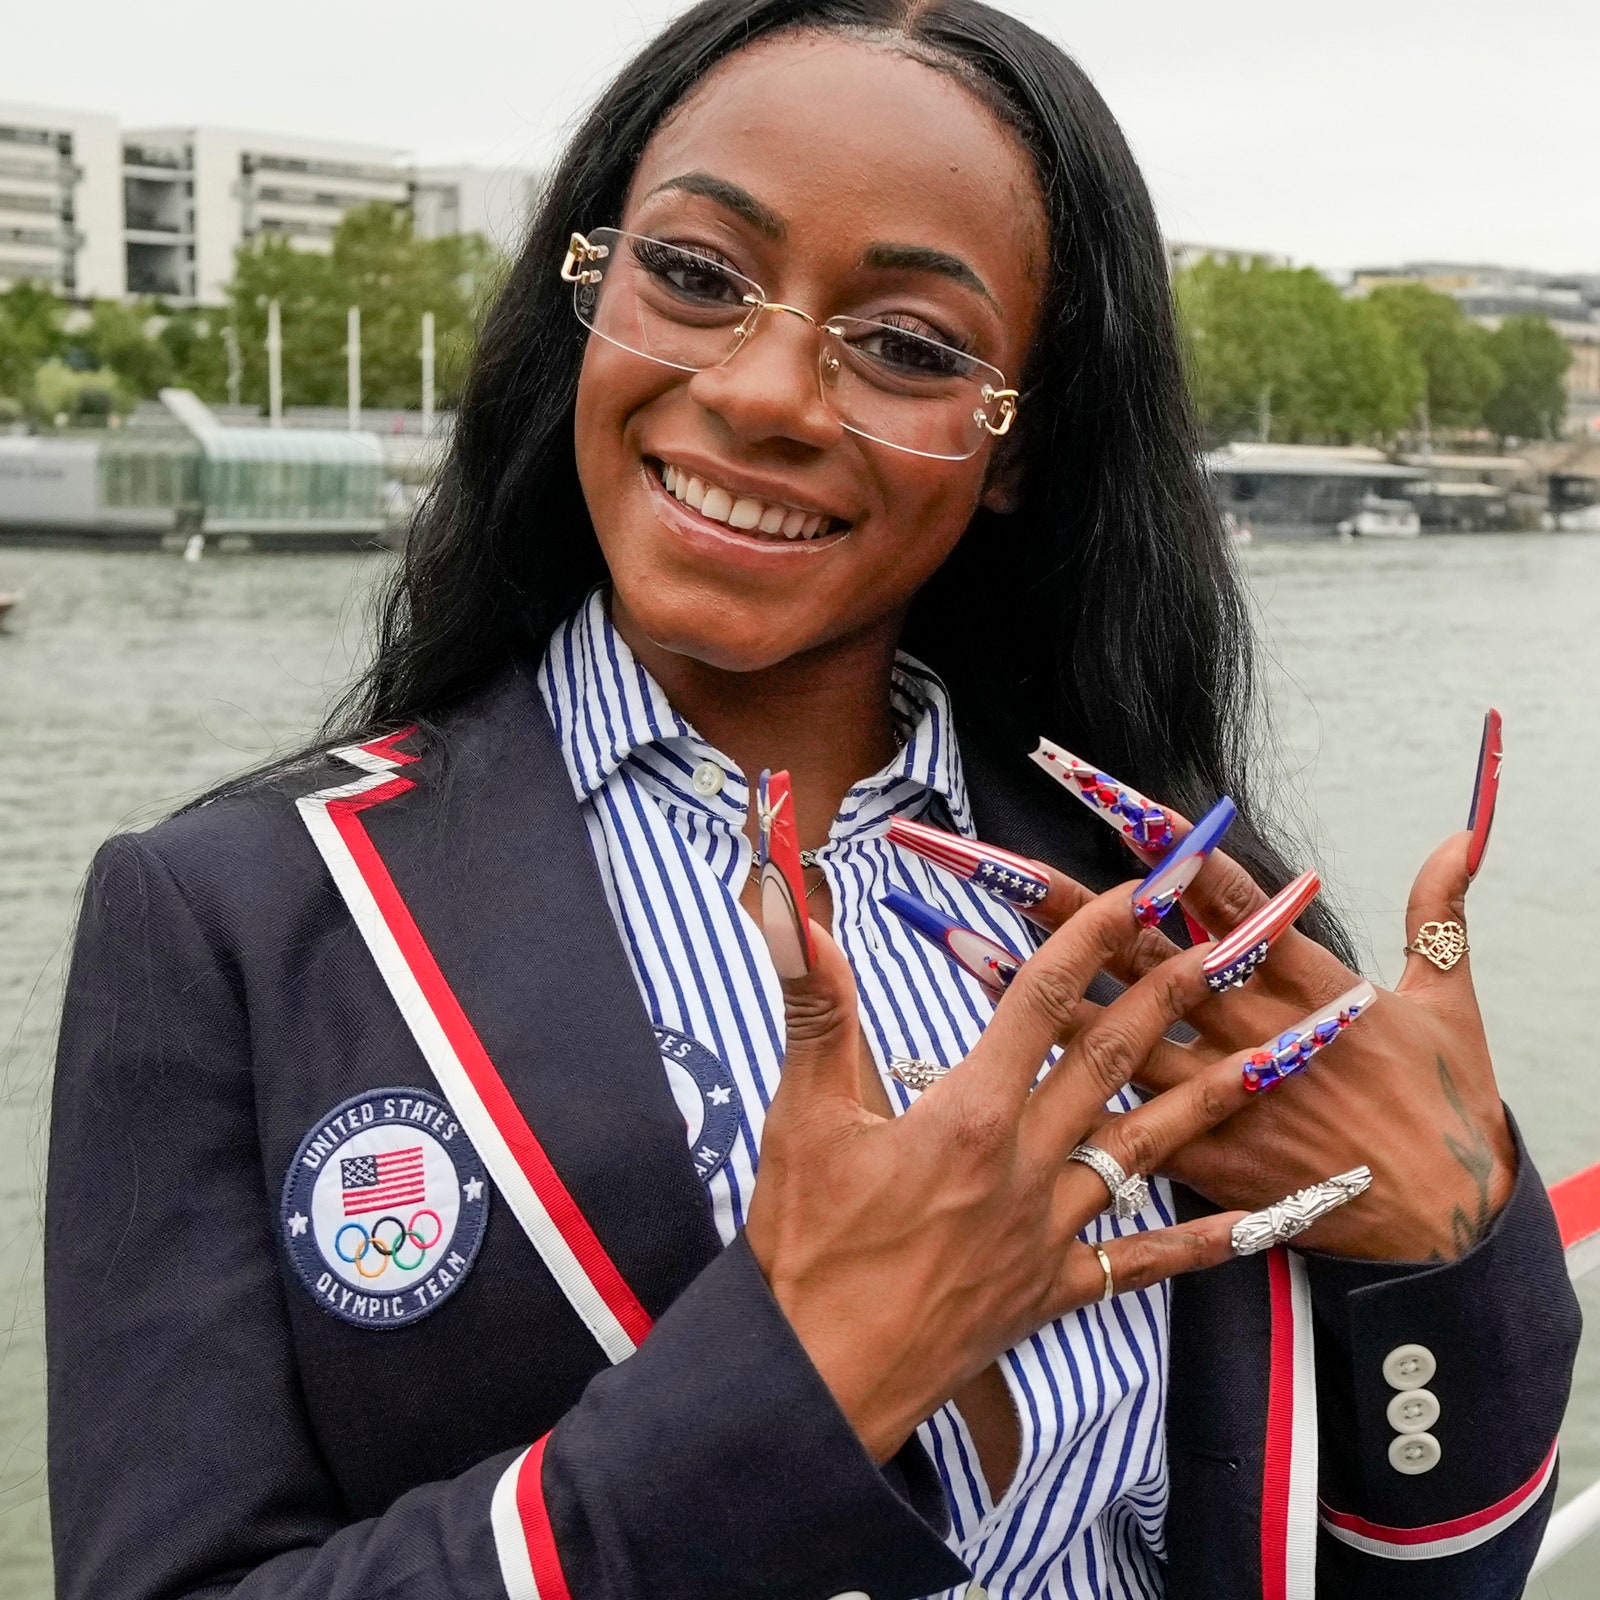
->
xmin=625 ymin=34 xmax=1046 ymax=273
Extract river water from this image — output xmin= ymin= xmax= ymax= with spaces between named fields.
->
xmin=1 ymin=536 xmax=1597 ymax=1598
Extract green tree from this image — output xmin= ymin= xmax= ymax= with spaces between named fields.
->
xmin=1484 ymin=315 xmax=1570 ymax=441
xmin=1175 ymin=259 xmax=1422 ymax=444
xmin=156 ymin=309 xmax=230 ymax=400
xmin=0 ymin=279 xmax=66 ymax=403
xmin=227 ymin=204 xmax=495 ymax=412
xmin=77 ymin=299 xmax=175 ymax=398
xmin=1365 ymin=284 xmax=1501 ymax=429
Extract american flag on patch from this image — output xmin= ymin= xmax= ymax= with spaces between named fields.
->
xmin=341 ymin=1147 xmax=426 ymax=1216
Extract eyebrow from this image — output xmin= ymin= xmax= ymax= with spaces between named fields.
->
xmin=861 ymin=243 xmax=995 ymax=305
xmin=644 ymin=172 xmax=785 ymax=240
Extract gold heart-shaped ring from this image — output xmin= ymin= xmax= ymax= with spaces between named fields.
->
xmin=1404 ymin=920 xmax=1469 ymax=971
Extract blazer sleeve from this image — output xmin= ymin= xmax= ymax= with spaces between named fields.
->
xmin=47 ymin=834 xmax=969 ymax=1600
xmin=1305 ymin=1120 xmax=1580 ymax=1598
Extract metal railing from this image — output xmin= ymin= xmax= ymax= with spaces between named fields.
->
xmin=1528 ymin=1161 xmax=1600 ymax=1578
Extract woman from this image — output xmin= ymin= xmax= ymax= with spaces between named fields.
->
xmin=47 ymin=3 xmax=1577 ymax=1598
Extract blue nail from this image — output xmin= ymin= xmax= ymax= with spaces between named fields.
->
xmin=881 ymin=888 xmax=1024 ymax=996
xmin=1130 ymin=797 xmax=1237 ymax=928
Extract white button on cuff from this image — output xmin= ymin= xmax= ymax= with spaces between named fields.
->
xmin=691 ymin=760 xmax=726 ymax=798
xmin=1382 ymin=1343 xmax=1437 ymax=1390
xmin=1386 ymin=1387 xmax=1440 ymax=1434
xmin=1388 ymin=1431 xmax=1442 ymax=1475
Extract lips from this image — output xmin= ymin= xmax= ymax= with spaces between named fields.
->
xmin=655 ymin=459 xmax=844 ymax=541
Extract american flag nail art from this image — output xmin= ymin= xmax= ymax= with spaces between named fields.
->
xmin=1202 ymin=869 xmax=1321 ymax=993
xmin=1029 ymin=739 xmax=1176 ymax=853
xmin=886 ymin=816 xmax=1050 ymax=909
xmin=1466 ymin=708 xmax=1503 ymax=882
xmin=1241 ymin=981 xmax=1376 ymax=1092
xmin=881 ymin=888 xmax=1025 ymax=996
xmin=1130 ymin=796 xmax=1236 ymax=928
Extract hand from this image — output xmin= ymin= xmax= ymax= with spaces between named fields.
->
xmin=745 ymin=881 xmax=1268 ymax=1463
xmin=1023 ymin=828 xmax=1515 ymax=1263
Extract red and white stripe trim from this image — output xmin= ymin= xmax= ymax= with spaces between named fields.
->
xmin=297 ymin=732 xmax=652 ymax=1366
xmin=1262 ymin=1248 xmax=1318 ymax=1600
xmin=492 ymin=1437 xmax=572 ymax=1600
xmin=1320 ymin=1439 xmax=1558 ymax=1561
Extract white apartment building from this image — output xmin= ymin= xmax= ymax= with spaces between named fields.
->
xmin=0 ymin=102 xmax=543 ymax=307
xmin=0 ymin=100 xmax=123 ymax=297
xmin=412 ymin=165 xmax=542 ymax=255
xmin=122 ymin=127 xmax=411 ymax=304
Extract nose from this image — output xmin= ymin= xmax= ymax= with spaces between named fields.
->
xmin=686 ymin=306 xmax=845 ymax=452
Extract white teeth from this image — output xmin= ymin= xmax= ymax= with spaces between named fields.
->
xmin=659 ymin=462 xmax=836 ymax=540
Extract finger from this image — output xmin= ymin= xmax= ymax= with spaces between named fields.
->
xmin=1027 ymin=945 xmax=1214 ymax=1142
xmin=770 ymin=920 xmax=872 ymax=1110
xmin=1053 ymin=1216 xmax=1244 ymax=1309
xmin=963 ymin=879 xmax=1167 ymax=1104
xmin=1056 ymin=1050 xmax=1251 ymax=1220
xmin=1397 ymin=831 xmax=1475 ymax=998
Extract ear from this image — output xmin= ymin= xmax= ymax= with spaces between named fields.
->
xmin=979 ymin=427 xmax=1027 ymax=515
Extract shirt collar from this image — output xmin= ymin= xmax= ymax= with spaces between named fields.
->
xmin=538 ymin=589 xmax=971 ymax=833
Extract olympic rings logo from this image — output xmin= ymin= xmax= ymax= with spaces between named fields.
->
xmin=334 ymin=1210 xmax=443 ymax=1277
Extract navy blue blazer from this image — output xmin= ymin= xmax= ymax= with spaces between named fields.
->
xmin=46 ymin=665 xmax=1579 ymax=1600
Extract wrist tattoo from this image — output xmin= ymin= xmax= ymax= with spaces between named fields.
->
xmin=1438 ymin=1055 xmax=1493 ymax=1258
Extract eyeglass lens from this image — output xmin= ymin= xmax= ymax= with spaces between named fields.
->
xmin=571 ymin=227 xmax=1008 ymax=460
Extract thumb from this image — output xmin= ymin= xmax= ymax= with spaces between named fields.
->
xmin=1396 ymin=831 xmax=1474 ymax=998
xmin=771 ymin=918 xmax=867 ymax=1106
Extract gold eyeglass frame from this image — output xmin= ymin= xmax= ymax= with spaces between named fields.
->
xmin=560 ymin=230 xmax=1020 ymax=447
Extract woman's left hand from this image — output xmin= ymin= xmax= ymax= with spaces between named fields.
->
xmin=1135 ymin=829 xmax=1516 ymax=1261
xmin=1021 ymin=827 xmax=1516 ymax=1262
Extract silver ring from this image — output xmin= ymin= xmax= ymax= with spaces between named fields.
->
xmin=1068 ymin=1143 xmax=1151 ymax=1221
xmin=888 ymin=1056 xmax=949 ymax=1092
xmin=1094 ymin=1245 xmax=1115 ymax=1302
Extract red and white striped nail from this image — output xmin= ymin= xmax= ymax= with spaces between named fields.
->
xmin=885 ymin=816 xmax=1050 ymax=909
xmin=1202 ymin=870 xmax=1321 ymax=993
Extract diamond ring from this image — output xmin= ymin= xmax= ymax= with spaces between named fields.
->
xmin=1068 ymin=1143 xmax=1151 ymax=1221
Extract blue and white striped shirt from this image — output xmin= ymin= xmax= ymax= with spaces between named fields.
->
xmin=538 ymin=591 xmax=1177 ymax=1600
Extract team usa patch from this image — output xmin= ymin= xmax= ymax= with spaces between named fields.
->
xmin=655 ymin=1027 xmax=741 ymax=1182
xmin=281 ymin=1087 xmax=489 ymax=1329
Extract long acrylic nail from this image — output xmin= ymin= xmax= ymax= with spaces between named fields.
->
xmin=881 ymin=888 xmax=1024 ymax=996
xmin=1030 ymin=739 xmax=1176 ymax=854
xmin=1240 ymin=980 xmax=1376 ymax=1092
xmin=1230 ymin=1166 xmax=1373 ymax=1254
xmin=1130 ymin=796 xmax=1236 ymax=928
xmin=1202 ymin=869 xmax=1321 ymax=993
xmin=1466 ymin=708 xmax=1503 ymax=882
xmin=886 ymin=816 xmax=1050 ymax=910
xmin=756 ymin=769 xmax=814 ymax=979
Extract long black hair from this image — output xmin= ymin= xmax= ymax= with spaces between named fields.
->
xmin=320 ymin=0 xmax=1353 ymax=961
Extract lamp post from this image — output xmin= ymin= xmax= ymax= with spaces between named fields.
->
xmin=346 ymin=306 xmax=361 ymax=433
xmin=420 ymin=311 xmax=435 ymax=436
xmin=266 ymin=298 xmax=282 ymax=428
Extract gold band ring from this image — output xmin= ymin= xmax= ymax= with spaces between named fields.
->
xmin=1404 ymin=920 xmax=1469 ymax=972
xmin=1095 ymin=1245 xmax=1115 ymax=1303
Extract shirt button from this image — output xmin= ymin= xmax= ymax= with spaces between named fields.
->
xmin=826 ymin=1593 xmax=871 ymax=1600
xmin=1386 ymin=1388 xmax=1440 ymax=1434
xmin=1382 ymin=1343 xmax=1437 ymax=1390
xmin=967 ymin=1586 xmax=990 ymax=1600
xmin=1388 ymin=1431 xmax=1442 ymax=1475
xmin=691 ymin=760 xmax=725 ymax=798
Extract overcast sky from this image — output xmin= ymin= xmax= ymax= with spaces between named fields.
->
xmin=7 ymin=0 xmax=1595 ymax=274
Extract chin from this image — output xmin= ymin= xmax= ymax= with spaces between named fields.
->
xmin=618 ymin=583 xmax=808 ymax=674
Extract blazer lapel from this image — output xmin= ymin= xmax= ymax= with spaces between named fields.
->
xmin=322 ymin=665 xmax=722 ymax=1355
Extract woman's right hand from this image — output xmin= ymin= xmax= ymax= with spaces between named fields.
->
xmin=743 ymin=882 xmax=1261 ymax=1463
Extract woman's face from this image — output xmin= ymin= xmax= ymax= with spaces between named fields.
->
xmin=572 ymin=34 xmax=1049 ymax=673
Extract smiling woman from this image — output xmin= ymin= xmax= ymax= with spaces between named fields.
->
xmin=45 ymin=4 xmax=1578 ymax=1600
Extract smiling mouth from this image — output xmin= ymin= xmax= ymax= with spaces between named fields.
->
xmin=651 ymin=459 xmax=850 ymax=542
